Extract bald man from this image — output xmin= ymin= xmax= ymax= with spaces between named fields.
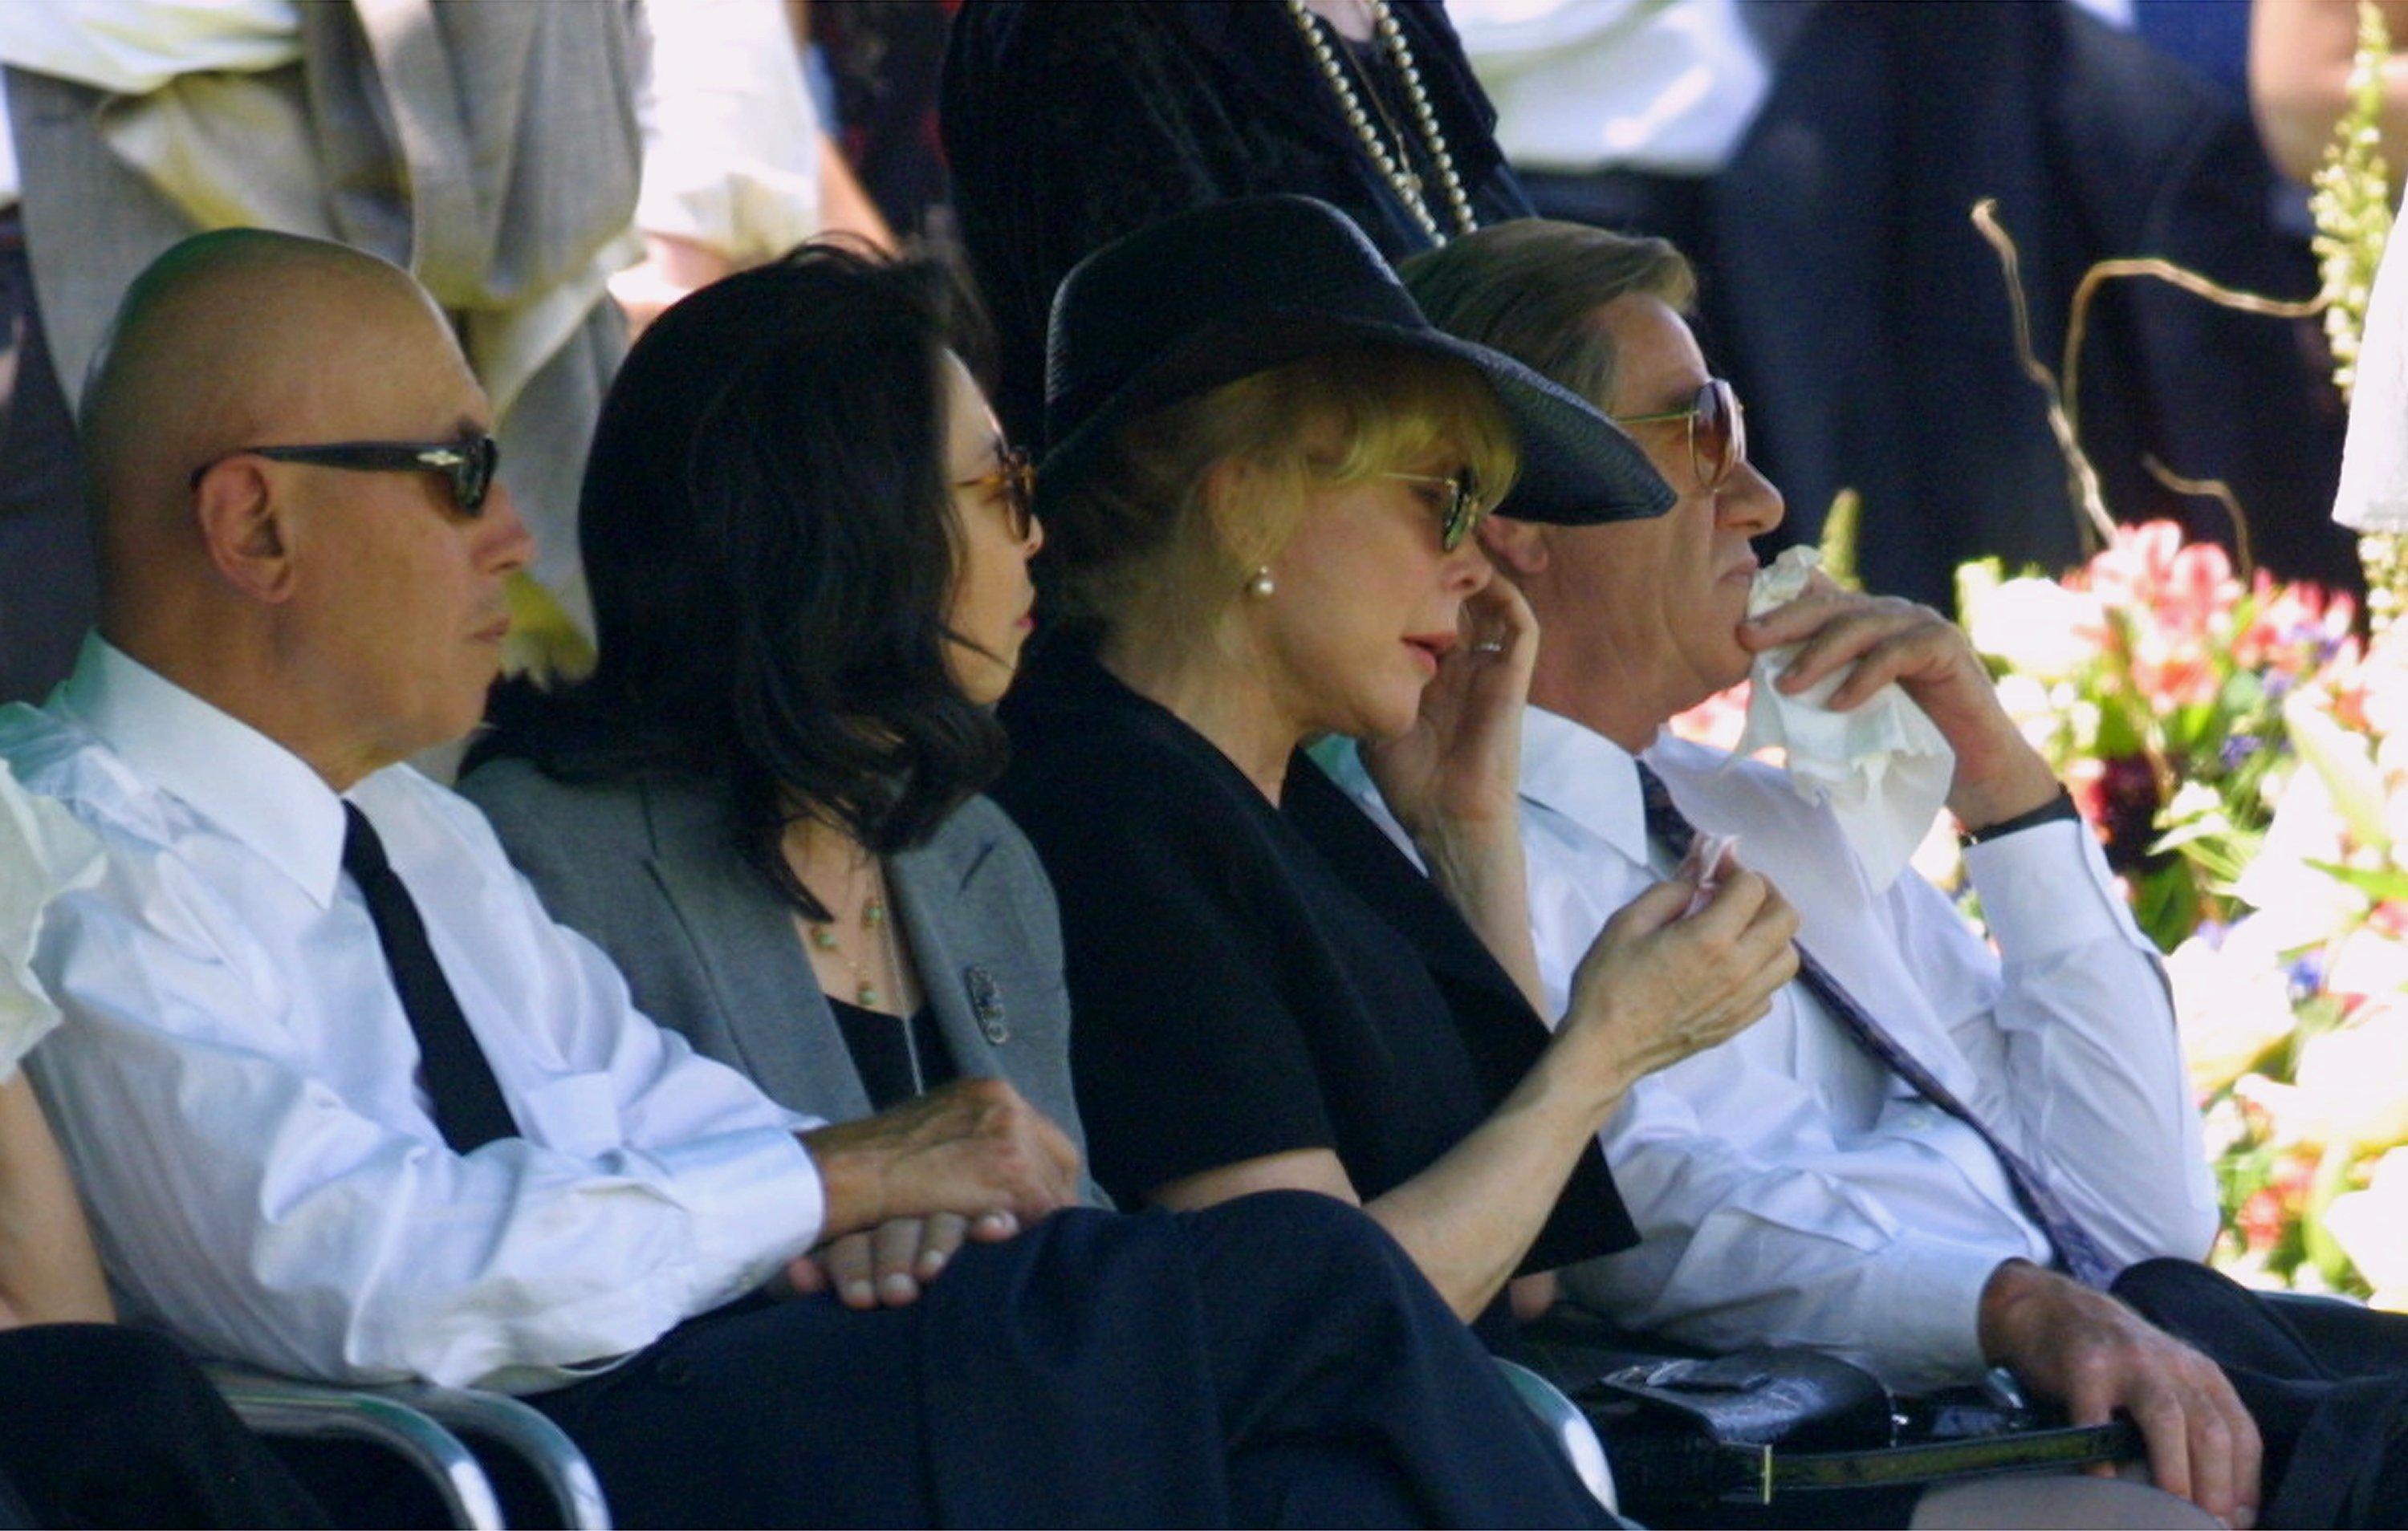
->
xmin=0 ymin=228 xmax=1621 ymax=1529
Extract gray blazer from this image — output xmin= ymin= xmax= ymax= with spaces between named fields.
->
xmin=462 ymin=758 xmax=1106 ymax=1208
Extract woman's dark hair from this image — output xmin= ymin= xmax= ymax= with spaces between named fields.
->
xmin=474 ymin=242 xmax=1006 ymax=919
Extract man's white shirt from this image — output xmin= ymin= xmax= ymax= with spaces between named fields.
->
xmin=1340 ymin=706 xmax=2217 ymax=1391
xmin=0 ymin=637 xmax=827 ymax=1393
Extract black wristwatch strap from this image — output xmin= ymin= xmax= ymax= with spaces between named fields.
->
xmin=1959 ymin=785 xmax=2078 ymax=847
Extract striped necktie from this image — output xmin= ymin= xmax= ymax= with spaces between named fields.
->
xmin=1633 ymin=761 xmax=2118 ymax=1287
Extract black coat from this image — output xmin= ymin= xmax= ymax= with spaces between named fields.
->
xmin=942 ymin=0 xmax=1533 ymax=445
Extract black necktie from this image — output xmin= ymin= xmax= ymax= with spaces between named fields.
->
xmin=341 ymin=803 xmax=516 ymax=1153
xmin=1632 ymin=761 xmax=2119 ymax=1288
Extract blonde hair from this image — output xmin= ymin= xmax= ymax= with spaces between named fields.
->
xmin=1049 ymin=343 xmax=1519 ymax=646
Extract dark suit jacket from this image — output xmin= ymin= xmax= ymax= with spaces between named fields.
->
xmin=1697 ymin=0 xmax=2358 ymax=604
xmin=460 ymin=759 xmax=1107 ymax=1208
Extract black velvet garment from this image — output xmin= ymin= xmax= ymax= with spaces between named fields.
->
xmin=942 ymin=0 xmax=1535 ymax=444
xmin=991 ymin=642 xmax=1634 ymax=1309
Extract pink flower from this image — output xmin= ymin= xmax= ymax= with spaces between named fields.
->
xmin=2235 ymin=576 xmax=2357 ymax=677
xmin=1667 ymin=680 xmax=1752 ymax=753
xmin=2069 ymin=523 xmax=2247 ymax=714
xmin=2239 ymin=1186 xmax=2288 ymax=1251
xmin=2079 ymin=522 xmax=2235 ymax=629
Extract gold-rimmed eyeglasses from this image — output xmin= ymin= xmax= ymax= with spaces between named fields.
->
xmin=1613 ymin=378 xmax=1746 ymax=493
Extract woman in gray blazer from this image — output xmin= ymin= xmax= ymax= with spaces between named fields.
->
xmin=460 ymin=243 xmax=1102 ymax=1314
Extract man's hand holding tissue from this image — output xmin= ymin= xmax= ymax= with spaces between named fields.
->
xmin=1739 ymin=571 xmax=2064 ymax=835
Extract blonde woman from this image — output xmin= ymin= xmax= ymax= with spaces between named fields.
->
xmin=992 ymin=196 xmax=1800 ymax=1342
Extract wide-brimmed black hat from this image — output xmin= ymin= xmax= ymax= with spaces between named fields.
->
xmin=1035 ymin=195 xmax=1674 ymax=526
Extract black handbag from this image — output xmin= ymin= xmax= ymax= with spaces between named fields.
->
xmin=1523 ymin=1313 xmax=2139 ymax=1523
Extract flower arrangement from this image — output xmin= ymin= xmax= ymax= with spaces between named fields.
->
xmin=1666 ymin=520 xmax=2408 ymax=1297
xmin=1961 ymin=523 xmax=2360 ymax=950
xmin=1960 ymin=524 xmax=2408 ymax=1300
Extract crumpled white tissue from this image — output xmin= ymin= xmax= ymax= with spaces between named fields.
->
xmin=0 ymin=763 xmax=102 ymax=1081
xmin=1729 ymin=547 xmax=1954 ymax=888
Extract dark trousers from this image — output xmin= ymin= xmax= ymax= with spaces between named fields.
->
xmin=2115 ymin=1259 xmax=2408 ymax=1527
xmin=0 ymin=1323 xmax=325 ymax=1529
xmin=0 ymin=209 xmax=93 ymax=706
xmin=531 ymin=1192 xmax=1615 ymax=1528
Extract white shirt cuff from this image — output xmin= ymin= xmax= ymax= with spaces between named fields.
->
xmin=1844 ymin=1238 xmax=2013 ymax=1395
xmin=1963 ymin=820 xmax=2144 ymax=963
xmin=653 ymin=1124 xmax=825 ymax=1273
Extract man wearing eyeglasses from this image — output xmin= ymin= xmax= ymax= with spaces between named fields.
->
xmin=0 ymin=225 xmax=1634 ymax=1528
xmin=1324 ymin=218 xmax=2394 ymax=1527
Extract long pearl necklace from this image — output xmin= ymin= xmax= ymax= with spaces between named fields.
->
xmin=1285 ymin=0 xmax=1478 ymax=244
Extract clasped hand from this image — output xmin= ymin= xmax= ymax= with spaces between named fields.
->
xmin=792 ymin=1078 xmax=1081 ymax=1309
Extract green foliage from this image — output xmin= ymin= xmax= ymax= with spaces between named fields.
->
xmin=2309 ymin=0 xmax=2395 ymax=403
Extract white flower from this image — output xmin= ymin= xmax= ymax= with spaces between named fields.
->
xmin=2293 ymin=999 xmax=2408 ymax=1148
xmin=2325 ymin=1148 xmax=2408 ymax=1312
xmin=1991 ymin=672 xmax=2050 ymax=718
xmin=1963 ymin=577 xmax=2104 ymax=682
xmin=0 ymin=764 xmax=101 ymax=1079
xmin=2167 ymin=923 xmax=2308 ymax=1094
xmin=2164 ymin=780 xmax=2227 ymax=826
xmin=2356 ymin=631 xmax=2408 ymax=741
xmin=2325 ymin=927 xmax=2408 ymax=1001
xmin=2233 ymin=754 xmax=2366 ymax=951
xmin=2285 ymin=687 xmax=2390 ymax=850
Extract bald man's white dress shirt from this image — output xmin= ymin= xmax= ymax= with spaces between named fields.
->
xmin=0 ymin=637 xmax=825 ymax=1393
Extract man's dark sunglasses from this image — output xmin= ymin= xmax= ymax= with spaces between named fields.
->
xmin=186 ymin=433 xmax=501 ymax=516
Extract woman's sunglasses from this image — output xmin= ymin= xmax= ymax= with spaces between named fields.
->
xmin=1613 ymin=378 xmax=1746 ymax=493
xmin=954 ymin=445 xmax=1039 ymax=542
xmin=1381 ymin=465 xmax=1487 ymax=551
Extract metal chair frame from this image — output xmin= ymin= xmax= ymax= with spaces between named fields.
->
xmin=210 ymin=1367 xmax=612 ymax=1530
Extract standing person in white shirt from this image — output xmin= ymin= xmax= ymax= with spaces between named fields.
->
xmin=0 ymin=0 xmax=644 ymax=658
xmin=1381 ymin=217 xmax=2310 ymax=1527
xmin=0 ymin=225 xmax=1634 ymax=1529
